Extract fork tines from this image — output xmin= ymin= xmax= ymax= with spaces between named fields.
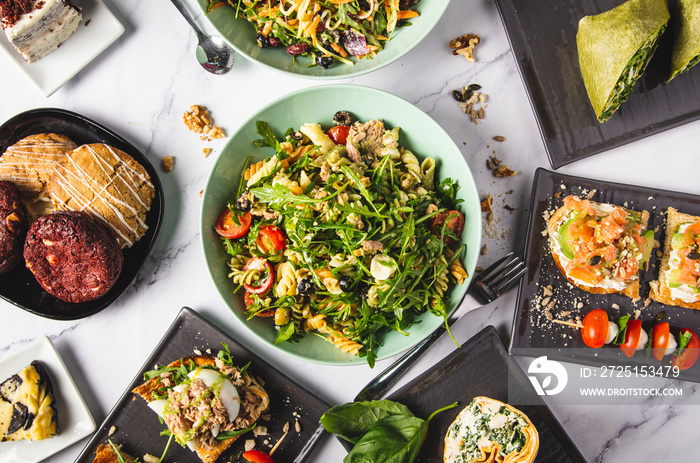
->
xmin=472 ymin=252 xmax=525 ymax=303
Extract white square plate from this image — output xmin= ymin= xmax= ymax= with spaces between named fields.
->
xmin=0 ymin=337 xmax=96 ymax=463
xmin=0 ymin=0 xmax=125 ymax=97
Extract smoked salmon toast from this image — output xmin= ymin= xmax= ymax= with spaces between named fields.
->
xmin=547 ymin=195 xmax=654 ymax=299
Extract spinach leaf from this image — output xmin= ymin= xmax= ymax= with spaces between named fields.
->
xmin=320 ymin=400 xmax=413 ymax=444
xmin=344 ymin=402 xmax=458 ymax=463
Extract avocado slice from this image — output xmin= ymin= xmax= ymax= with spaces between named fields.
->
xmin=668 ymin=269 xmax=682 ymax=288
xmin=671 ymin=232 xmax=686 ymax=250
xmin=557 ymin=219 xmax=577 ymax=260
xmin=640 ymin=229 xmax=655 ymax=270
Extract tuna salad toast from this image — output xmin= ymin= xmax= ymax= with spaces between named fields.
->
xmin=132 ymin=347 xmax=269 ymax=463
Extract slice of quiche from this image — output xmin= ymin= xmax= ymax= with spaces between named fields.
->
xmin=444 ymin=397 xmax=538 ymax=463
xmin=0 ymin=361 xmax=58 ymax=441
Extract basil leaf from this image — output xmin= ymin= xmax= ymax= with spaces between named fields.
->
xmin=344 ymin=415 xmax=426 ymax=463
xmin=675 ymin=330 xmax=693 ymax=356
xmin=612 ymin=315 xmax=631 ymax=345
xmin=343 ymin=402 xmax=457 ymax=463
xmin=320 ymin=400 xmax=413 ymax=444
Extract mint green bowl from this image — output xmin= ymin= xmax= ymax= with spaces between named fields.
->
xmin=196 ymin=1 xmax=450 ymax=78
xmin=201 ymin=84 xmax=481 ymax=365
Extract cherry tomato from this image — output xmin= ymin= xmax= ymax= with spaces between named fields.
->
xmin=243 ymin=257 xmax=275 ymax=294
xmin=256 ymin=225 xmax=287 ymax=255
xmin=581 ymin=309 xmax=609 ymax=348
xmin=328 ymin=125 xmax=351 ymax=145
xmin=620 ymin=319 xmax=643 ymax=358
xmin=651 ymin=322 xmax=671 ymax=361
xmin=243 ymin=449 xmax=276 ymax=463
xmin=430 ymin=210 xmax=465 ymax=244
xmin=214 ymin=209 xmax=251 ymax=239
xmin=672 ymin=328 xmax=700 ymax=370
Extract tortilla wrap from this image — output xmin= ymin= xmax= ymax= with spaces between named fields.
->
xmin=576 ymin=0 xmax=670 ymax=122
xmin=669 ymin=0 xmax=700 ymax=81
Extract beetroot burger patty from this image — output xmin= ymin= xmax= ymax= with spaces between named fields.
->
xmin=0 ymin=181 xmax=28 ymax=274
xmin=24 ymin=212 xmax=123 ymax=303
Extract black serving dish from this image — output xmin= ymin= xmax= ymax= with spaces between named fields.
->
xmin=510 ymin=168 xmax=700 ymax=382
xmin=495 ymin=0 xmax=700 ymax=169
xmin=74 ymin=307 xmax=331 ymax=463
xmin=339 ymin=326 xmax=586 ymax=462
xmin=0 ymin=108 xmax=164 ymax=320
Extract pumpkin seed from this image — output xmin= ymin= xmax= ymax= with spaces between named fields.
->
xmin=588 ymin=255 xmax=602 ymax=266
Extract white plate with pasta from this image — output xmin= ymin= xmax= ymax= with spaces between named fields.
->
xmin=200 ymin=84 xmax=481 ymax=366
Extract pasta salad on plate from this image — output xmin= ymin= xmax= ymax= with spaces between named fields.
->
xmin=212 ymin=111 xmax=469 ymax=367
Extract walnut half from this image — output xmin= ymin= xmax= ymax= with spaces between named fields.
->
xmin=450 ymin=34 xmax=480 ymax=62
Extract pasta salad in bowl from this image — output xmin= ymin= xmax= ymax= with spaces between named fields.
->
xmin=201 ymin=85 xmax=480 ymax=365
xmin=196 ymin=0 xmax=451 ymax=78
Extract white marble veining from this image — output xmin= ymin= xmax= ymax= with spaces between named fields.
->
xmin=1 ymin=0 xmax=699 ymax=462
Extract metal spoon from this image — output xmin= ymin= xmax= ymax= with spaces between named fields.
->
xmin=169 ymin=0 xmax=234 ymax=75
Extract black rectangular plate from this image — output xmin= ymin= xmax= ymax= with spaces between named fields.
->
xmin=339 ymin=326 xmax=585 ymax=462
xmin=74 ymin=307 xmax=330 ymax=463
xmin=494 ymin=0 xmax=700 ymax=169
xmin=510 ymin=168 xmax=700 ymax=382
xmin=0 ymin=108 xmax=164 ymax=320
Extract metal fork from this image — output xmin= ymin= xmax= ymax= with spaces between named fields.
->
xmin=292 ymin=252 xmax=525 ymax=463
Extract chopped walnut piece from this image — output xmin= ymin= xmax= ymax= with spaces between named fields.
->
xmin=183 ymin=105 xmax=225 ymax=141
xmin=162 ymin=155 xmax=174 ymax=173
xmin=493 ymin=165 xmax=516 ymax=177
xmin=481 ymin=193 xmax=493 ymax=213
xmin=203 ymin=148 xmax=212 ymax=157
xmin=450 ymin=34 xmax=480 ymax=62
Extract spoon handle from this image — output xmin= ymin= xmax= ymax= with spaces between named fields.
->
xmin=169 ymin=0 xmax=205 ymax=39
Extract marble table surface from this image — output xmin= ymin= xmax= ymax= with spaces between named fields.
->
xmin=1 ymin=0 xmax=699 ymax=462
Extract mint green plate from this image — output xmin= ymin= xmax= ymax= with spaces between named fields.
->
xmin=201 ymin=84 xmax=481 ymax=365
xmin=196 ymin=1 xmax=450 ymax=78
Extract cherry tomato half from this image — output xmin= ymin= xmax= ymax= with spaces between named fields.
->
xmin=214 ymin=209 xmax=252 ymax=239
xmin=256 ymin=225 xmax=287 ymax=255
xmin=243 ymin=449 xmax=276 ymax=463
xmin=243 ymin=257 xmax=275 ymax=294
xmin=620 ymin=319 xmax=643 ymax=358
xmin=672 ymin=328 xmax=700 ymax=370
xmin=581 ymin=309 xmax=609 ymax=348
xmin=328 ymin=125 xmax=351 ymax=145
xmin=430 ymin=210 xmax=465 ymax=244
xmin=651 ymin=322 xmax=671 ymax=362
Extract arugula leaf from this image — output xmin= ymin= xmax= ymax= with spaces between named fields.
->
xmin=275 ymin=321 xmax=296 ymax=344
xmin=321 ymin=400 xmax=414 ymax=444
xmin=215 ymin=423 xmax=257 ymax=440
xmin=254 ymin=121 xmax=282 ymax=153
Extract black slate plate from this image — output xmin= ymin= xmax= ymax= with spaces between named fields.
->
xmin=510 ymin=168 xmax=700 ymax=382
xmin=74 ymin=307 xmax=330 ymax=463
xmin=339 ymin=326 xmax=585 ymax=462
xmin=494 ymin=0 xmax=700 ymax=169
xmin=0 ymin=108 xmax=164 ymax=320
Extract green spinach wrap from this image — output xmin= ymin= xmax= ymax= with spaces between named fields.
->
xmin=669 ymin=0 xmax=700 ymax=81
xmin=576 ymin=0 xmax=670 ymax=122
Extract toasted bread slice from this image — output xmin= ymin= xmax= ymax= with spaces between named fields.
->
xmin=547 ymin=196 xmax=650 ymax=299
xmin=132 ymin=355 xmax=269 ymax=463
xmin=92 ymin=443 xmax=137 ymax=463
xmin=444 ymin=396 xmax=538 ymax=463
xmin=649 ymin=207 xmax=700 ymax=309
